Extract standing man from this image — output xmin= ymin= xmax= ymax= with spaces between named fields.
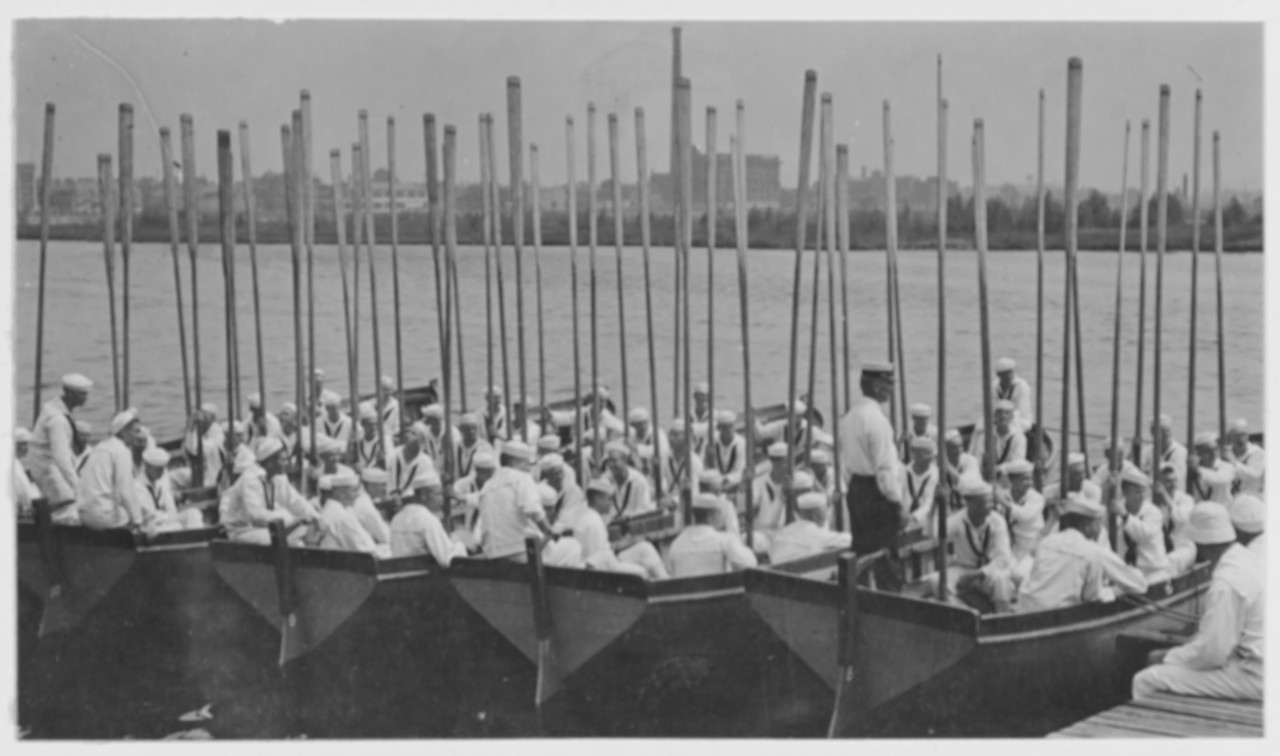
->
xmin=992 ymin=357 xmax=1033 ymax=433
xmin=838 ymin=362 xmax=904 ymax=583
xmin=1222 ymin=419 xmax=1264 ymax=495
xmin=77 ymin=408 xmax=145 ymax=530
xmin=29 ymin=373 xmax=93 ymax=515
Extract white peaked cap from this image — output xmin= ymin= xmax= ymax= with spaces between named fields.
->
xmin=61 ymin=373 xmax=93 ymax=391
xmin=142 ymin=447 xmax=170 ymax=467
xmin=995 ymin=357 xmax=1016 ymax=372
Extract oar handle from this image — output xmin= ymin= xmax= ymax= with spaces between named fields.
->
xmin=525 ymin=536 xmax=552 ymax=642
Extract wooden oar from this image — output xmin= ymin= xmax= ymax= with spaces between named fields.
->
xmin=32 ymin=104 xmax=55 ymax=423
xmin=291 ymin=108 xmax=311 ymax=498
xmin=359 ymin=113 xmax=386 ymax=445
xmin=159 ymin=127 xmax=192 ymax=418
xmin=609 ymin=113 xmax=632 ymax=435
xmin=479 ymin=115 xmax=494 ymax=436
xmin=1153 ymin=86 xmax=1170 ymax=486
xmin=425 ymin=114 xmax=446 ymax=414
xmin=330 ymin=149 xmax=357 ymax=449
xmin=1132 ymin=119 xmax=1151 ymax=466
xmin=524 ymin=536 xmax=555 ymax=724
xmin=217 ymin=130 xmax=239 ymax=463
xmin=670 ymin=27 xmax=683 ymax=418
xmin=733 ymin=104 xmax=755 ymax=544
xmin=1185 ymin=90 xmax=1202 ymax=477
xmin=588 ymin=104 xmax=602 ymax=468
xmin=1060 ymin=59 xmax=1084 ymax=497
xmin=933 ymin=56 xmax=950 ymax=600
xmin=388 ymin=117 xmax=407 ymax=433
xmin=450 ymin=152 xmax=468 ymax=416
xmin=487 ymin=115 xmax=513 ymax=440
xmin=803 ymin=96 xmax=829 ymax=470
xmin=350 ymin=138 xmax=363 ymax=427
xmin=268 ymin=520 xmax=298 ymax=666
xmin=282 ymin=121 xmax=303 ymax=480
xmin=705 ymin=107 xmax=717 ymax=440
xmin=1107 ymin=122 xmax=1132 ymax=549
xmin=442 ymin=125 xmax=459 ymax=486
xmin=239 ymin=123 xmax=267 ymax=415
xmin=1033 ymin=90 xmax=1046 ymax=489
xmin=118 ymin=104 xmax=134 ymax=409
xmin=974 ymin=120 xmax=995 ymax=482
xmin=181 ymin=115 xmax=203 ymax=432
xmin=825 ymin=102 xmax=843 ymax=526
xmin=785 ymin=70 xmax=818 ymax=527
xmin=885 ymin=102 xmax=908 ymax=455
xmin=301 ymin=94 xmax=318 ymax=498
xmin=1212 ymin=132 xmax=1225 ymax=441
xmin=834 ymin=142 xmax=850 ymax=532
xmin=508 ymin=78 xmax=530 ymax=440
xmin=567 ymin=116 xmax=585 ymax=484
xmin=98 ymin=154 xmax=120 ymax=412
xmin=636 ymin=107 xmax=664 ymax=501
xmin=1072 ymin=256 xmax=1088 ymax=471
xmin=826 ymin=552 xmax=859 ymax=738
xmin=677 ymin=77 xmax=695 ymax=521
xmin=531 ymin=143 xmax=547 ymax=435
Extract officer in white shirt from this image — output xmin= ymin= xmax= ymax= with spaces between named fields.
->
xmin=137 ymin=447 xmax=204 ymax=531
xmin=77 ymin=408 xmax=146 ymax=530
xmin=12 ymin=427 xmax=42 ymax=516
xmin=996 ymin=459 xmax=1046 ymax=569
xmin=1132 ymin=503 xmax=1263 ymax=702
xmin=477 ymin=440 xmax=553 ymax=560
xmin=929 ymin=477 xmax=1016 ymax=613
xmin=838 ymin=362 xmax=904 ymax=564
xmin=316 ymin=469 xmax=387 ymax=555
xmin=389 ymin=470 xmax=467 ymax=565
xmin=1016 ymin=494 xmax=1148 ymax=613
xmin=768 ymin=491 xmax=852 ymax=565
xmin=901 ymin=436 xmax=941 ymax=537
xmin=317 ymin=390 xmax=353 ymax=448
xmin=1222 ymin=419 xmax=1264 ymax=495
xmin=28 ymin=373 xmax=92 ymax=511
xmin=1115 ymin=463 xmax=1171 ymax=582
xmin=992 ymin=357 xmax=1033 ymax=433
xmin=245 ymin=392 xmax=283 ymax=452
xmin=354 ymin=467 xmax=391 ymax=545
xmin=1228 ymin=494 xmax=1265 ymax=562
xmin=705 ymin=409 xmax=747 ymax=493
xmin=1189 ymin=432 xmax=1236 ymax=505
xmin=603 ymin=440 xmax=655 ymax=521
xmin=665 ymin=493 xmax=759 ymax=577
xmin=387 ymin=423 xmax=436 ymax=500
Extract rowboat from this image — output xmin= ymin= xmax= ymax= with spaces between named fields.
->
xmin=745 ymin=551 xmax=1213 ymax=737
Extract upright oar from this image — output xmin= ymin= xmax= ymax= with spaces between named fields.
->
xmin=283 ymin=119 xmax=303 ymax=482
xmin=98 ymin=155 xmax=121 ymax=412
xmin=567 ymin=116 xmax=585 ymax=483
xmin=1033 ymin=91 xmax=1046 ymax=489
xmin=31 ymin=104 xmax=55 ymax=423
xmin=1184 ymin=90 xmax=1202 ymax=477
xmin=488 ymin=115 xmax=513 ymax=439
xmin=834 ymin=143 xmax=851 ymax=532
xmin=884 ymin=101 xmax=908 ymax=458
xmin=824 ymin=105 xmax=844 ymax=531
xmin=359 ymin=113 xmax=386 ymax=438
xmin=1059 ymin=59 xmax=1084 ymax=498
xmin=442 ymin=126 xmax=459 ymax=489
xmin=509 ymin=78 xmax=530 ymax=439
xmin=425 ymin=114 xmax=446 ymax=410
xmin=480 ymin=115 xmax=495 ymax=434
xmin=670 ymin=27 xmax=683 ymax=418
xmin=785 ymin=71 xmax=818 ymax=526
xmin=239 ymin=123 xmax=267 ymax=412
xmin=732 ymin=102 xmax=755 ymax=545
xmin=1107 ymin=122 xmax=1132 ymax=549
xmin=933 ymin=57 xmax=950 ymax=599
xmin=609 ymin=114 xmax=631 ymax=433
xmin=677 ymin=77 xmax=695 ymax=521
xmin=804 ymin=97 xmax=828 ymax=468
xmin=119 ymin=104 xmax=133 ymax=409
xmin=587 ymin=104 xmax=602 ymax=466
xmin=636 ymin=107 xmax=664 ymax=500
xmin=330 ymin=149 xmax=357 ymax=444
xmin=159 ymin=127 xmax=192 ymax=418
xmin=704 ymin=107 xmax=718 ymax=436
xmin=1132 ymin=120 xmax=1151 ymax=465
xmin=388 ymin=117 xmax=406 ymax=431
xmin=350 ymin=138 xmax=362 ymax=414
xmin=302 ymin=95 xmax=318 ymax=496
xmin=531 ymin=144 xmax=547 ymax=435
xmin=1212 ymin=132 xmax=1225 ymax=440
xmin=1153 ymin=86 xmax=1170 ymax=487
xmin=181 ymin=115 xmax=203 ymax=436
xmin=974 ymin=120 xmax=995 ymax=482
xmin=217 ymin=130 xmax=239 ymax=465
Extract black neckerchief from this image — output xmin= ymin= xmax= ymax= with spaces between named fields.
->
xmin=147 ymin=479 xmax=163 ymax=510
xmin=907 ymin=469 xmax=932 ymax=512
xmin=1124 ymin=531 xmax=1138 ymax=566
xmin=323 ymin=416 xmax=345 ymax=439
xmin=963 ymin=516 xmax=992 ymax=567
xmin=716 ymin=438 xmax=738 ymax=475
xmin=1195 ymin=466 xmax=1213 ymax=501
xmin=396 ymin=453 xmax=419 ymax=495
xmin=264 ymin=473 xmax=276 ymax=511
xmin=996 ymin=433 xmax=1013 ymax=464
xmin=997 ymin=383 xmax=1014 ymax=400
xmin=614 ymin=475 xmax=633 ymax=517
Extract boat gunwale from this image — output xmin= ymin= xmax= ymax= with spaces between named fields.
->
xmin=16 ymin=519 xmax=220 ymax=552
xmin=210 ymin=538 xmax=441 ymax=579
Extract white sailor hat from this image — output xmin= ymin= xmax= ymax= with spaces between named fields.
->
xmin=75 ymin=420 xmax=92 ymax=434
xmin=1067 ymin=452 xmax=1086 ymax=468
xmin=380 ymin=375 xmax=395 ymax=390
xmin=230 ymin=419 xmax=247 ymax=434
xmin=861 ymin=360 xmax=895 ymax=376
xmin=473 ymin=450 xmax=497 ymax=470
xmin=692 ymin=492 xmax=722 ymax=510
xmin=61 ymin=373 xmax=93 ymax=392
xmin=110 ymin=408 xmax=140 ymax=436
xmin=1228 ymin=495 xmax=1265 ymax=534
xmin=994 ymin=399 xmax=1016 ymax=413
xmin=1184 ymin=502 xmax=1236 ymax=545
xmin=1154 ymin=413 xmax=1173 ymax=430
xmin=359 ymin=403 xmax=378 ymax=422
xmin=810 ymin=447 xmax=831 ymax=464
xmin=361 ymin=467 xmax=388 ymax=484
xmin=945 ymin=428 xmax=964 ymax=445
xmin=793 ymin=399 xmax=809 ymax=416
xmin=796 ymin=491 xmax=828 ymax=512
xmin=792 ymin=470 xmax=815 ymax=492
xmin=698 ymin=469 xmax=723 ymax=486
xmin=512 ymin=396 xmax=533 ymax=410
xmin=316 ymin=435 xmax=345 ymax=456
xmin=320 ymin=390 xmax=341 ymax=407
xmin=715 ymin=409 xmax=737 ymax=426
xmin=628 ymin=407 xmax=651 ymax=423
xmin=1120 ymin=463 xmax=1149 ymax=487
xmin=411 ymin=470 xmax=442 ymax=491
xmin=486 ymin=385 xmax=503 ymax=398
xmin=1229 ymin=418 xmax=1249 ymax=435
xmin=593 ymin=385 xmax=611 ymax=399
xmin=670 ymin=417 xmax=687 ymax=433
xmin=201 ymin=402 xmax=218 ymax=416
xmin=280 ymin=402 xmax=298 ymax=417
xmin=1004 ymin=459 xmax=1034 ymax=477
xmin=501 ymin=440 xmax=534 ymax=462
xmin=256 ymin=437 xmax=285 ymax=462
xmin=537 ymin=482 xmax=558 ymax=508
xmin=422 ymin=403 xmax=444 ymax=419
xmin=909 ymin=403 xmax=932 ymax=418
xmin=911 ymin=436 xmax=937 ymax=453
xmin=586 ymin=477 xmax=615 ymax=496
xmin=1193 ymin=431 xmax=1218 ymax=449
xmin=458 ymin=412 xmax=480 ymax=427
xmin=604 ymin=440 xmax=631 ymax=458
xmin=536 ymin=434 xmax=561 ymax=452
xmin=767 ymin=442 xmax=789 ymax=459
xmin=1062 ymin=493 xmax=1104 ymax=518
xmin=142 ymin=447 xmax=170 ymax=467
xmin=14 ymin=427 xmax=32 ymax=443
xmin=995 ymin=357 xmax=1016 ymax=372
xmin=538 ymin=453 xmax=565 ymax=472
xmin=232 ymin=446 xmax=256 ymax=474
xmin=247 ymin=392 xmax=263 ymax=409
xmin=313 ymin=367 xmax=326 ymax=379
xmin=694 ymin=381 xmax=710 ymax=396
xmin=407 ymin=421 xmax=429 ymax=442
xmin=956 ymin=476 xmax=992 ymax=498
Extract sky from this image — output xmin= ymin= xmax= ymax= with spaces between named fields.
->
xmin=11 ymin=19 xmax=1265 ymax=194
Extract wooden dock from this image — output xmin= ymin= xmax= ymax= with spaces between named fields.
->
xmin=1050 ymin=693 xmax=1263 ymax=738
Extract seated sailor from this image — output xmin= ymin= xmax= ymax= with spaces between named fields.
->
xmin=976 ymin=399 xmax=1026 ymax=474
xmin=705 ymin=409 xmax=747 ymax=493
xmin=222 ymin=437 xmax=319 ymax=545
xmin=315 ymin=469 xmax=389 ymax=556
xmin=942 ymin=428 xmax=980 ymax=492
xmin=174 ymin=402 xmax=224 ymax=489
xmin=452 ymin=450 xmax=498 ymax=531
xmin=926 ymin=477 xmax=1016 ymax=613
xmin=536 ymin=482 xmax=586 ymax=568
xmin=657 ymin=418 xmax=702 ymax=504
xmin=697 ymin=469 xmax=741 ymax=537
xmin=1016 ymin=493 xmax=1147 ymax=613
xmin=1115 ymin=463 xmax=1171 ymax=583
xmin=420 ymin=403 xmax=462 ymax=472
xmin=353 ymin=467 xmax=391 ymax=545
xmin=996 ymin=459 xmax=1045 ymax=574
xmin=137 ymin=447 xmax=205 ymax=531
xmin=1222 ymin=418 xmax=1264 ymax=495
xmin=627 ymin=407 xmax=666 ymax=476
xmin=603 ymin=440 xmax=655 ymax=521
xmin=354 ymin=403 xmax=391 ymax=472
xmin=377 ymin=375 xmax=401 ymax=438
xmin=12 ymin=427 xmax=42 ymax=517
xmin=244 ymin=392 xmax=282 ymax=451
xmin=389 ymin=470 xmax=468 ymax=565
xmin=564 ymin=477 xmax=649 ymax=577
xmin=1145 ymin=413 xmax=1188 ymax=495
xmin=77 ymin=408 xmax=146 ymax=530
xmin=903 ymin=403 xmax=939 ymax=447
xmin=750 ymin=442 xmax=793 ymax=552
xmin=454 ymin=413 xmax=492 ymax=481
xmin=476 ymin=440 xmax=553 ymax=560
xmin=481 ymin=385 xmax=507 ymax=442
xmin=316 ymin=390 xmax=353 ymax=448
xmin=992 ymin=356 xmax=1033 ymax=433
xmin=387 ymin=423 xmax=436 ymax=500
xmin=1189 ymin=432 xmax=1235 ymax=505
xmin=533 ymin=435 xmax=576 ymax=488
xmin=665 ymin=492 xmax=759 ymax=578
xmin=1228 ymin=494 xmax=1265 ymax=562
xmin=901 ymin=436 xmax=941 ymax=537
xmin=1132 ymin=503 xmax=1263 ymax=702
xmin=1155 ymin=461 xmax=1197 ymax=575
xmin=1043 ymin=452 xmax=1103 ymax=505
xmin=768 ymin=491 xmax=852 ymax=565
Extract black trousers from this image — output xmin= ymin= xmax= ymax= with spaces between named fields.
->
xmin=845 ymin=473 xmax=904 ymax=590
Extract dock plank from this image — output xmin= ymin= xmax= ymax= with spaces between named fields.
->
xmin=1132 ymin=693 xmax=1263 ymax=727
xmin=1051 ymin=694 xmax=1263 ymax=739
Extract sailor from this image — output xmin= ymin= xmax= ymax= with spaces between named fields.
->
xmin=665 ymin=492 xmax=759 ymax=577
xmin=697 ymin=469 xmax=741 ymax=537
xmin=309 ymin=434 xmax=353 ymax=486
xmin=838 ymin=361 xmax=904 ymax=567
xmin=419 ymin=404 xmax=462 ymax=472
xmin=175 ymin=403 xmax=225 ymax=489
xmin=1015 ymin=493 xmax=1148 ymax=613
xmin=510 ymin=397 xmax=543 ymax=443
xmin=996 ymin=459 xmax=1046 ymax=567
xmin=692 ymin=381 xmax=712 ymax=424
xmin=310 ymin=367 xmax=326 ymax=409
xmin=476 ymin=440 xmax=553 ymax=560
xmin=901 ymin=436 xmax=941 ymax=536
xmin=810 ymin=447 xmax=836 ymax=499
xmin=533 ymin=482 xmax=586 ymax=567
xmin=930 ymin=477 xmax=1016 ymax=613
xmin=539 ymin=454 xmax=587 ymax=525
xmin=751 ymin=442 xmax=793 ymax=551
xmin=387 ymin=423 xmax=436 ymax=500
xmin=658 ymin=417 xmax=702 ymax=503
xmin=217 ymin=447 xmax=259 ymax=529
xmin=982 ymin=399 xmax=1027 ymax=474
xmin=903 ymin=403 xmax=939 ymax=447
xmin=604 ymin=440 xmax=655 ymax=521
xmin=1147 ymin=413 xmax=1188 ymax=494
xmin=705 ymin=409 xmax=747 ymax=493
xmin=627 ymin=407 xmax=667 ymax=475
xmin=1042 ymin=452 xmax=1103 ymax=504
xmin=73 ymin=420 xmax=94 ymax=473
xmin=992 ymin=357 xmax=1033 ymax=433
xmin=452 ymin=449 xmax=498 ymax=532
xmin=389 ymin=469 xmax=467 ymax=565
xmin=1189 ymin=432 xmax=1236 ymax=505
xmin=315 ymin=469 xmax=387 ymax=555
xmin=942 ymin=429 xmax=980 ymax=497
xmin=353 ymin=467 xmax=392 ymax=545
xmin=137 ymin=447 xmax=204 ymax=531
xmin=759 ymin=399 xmax=822 ymax=462
xmin=1222 ymin=419 xmax=1264 ymax=495
xmin=1115 ymin=463 xmax=1171 ymax=582
xmin=1156 ymin=461 xmax=1198 ymax=575
xmin=1089 ymin=439 xmax=1129 ymax=491
xmin=354 ymin=403 xmax=391 ymax=472
xmin=533 ymin=434 xmax=574 ymax=485
xmin=278 ymin=403 xmax=300 ymax=466
xmin=244 ymin=392 xmax=282 ymax=451
xmin=12 ymin=427 xmax=42 ymax=516
xmin=28 ymin=373 xmax=92 ymax=513
xmin=77 ymin=408 xmax=146 ymax=530
xmin=566 ymin=478 xmax=648 ymax=577
xmin=1132 ymin=503 xmax=1263 ymax=702
xmin=455 ymin=413 xmax=492 ymax=481
xmin=481 ymin=385 xmax=507 ymax=441
xmin=1228 ymin=494 xmax=1265 ymax=562
xmin=377 ymin=375 xmax=401 ymax=438
xmin=317 ymin=390 xmax=353 ymax=448
xmin=584 ymin=386 xmax=627 ymax=438
xmin=223 ymin=437 xmax=319 ymax=545
xmin=768 ymin=491 xmax=852 ymax=565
